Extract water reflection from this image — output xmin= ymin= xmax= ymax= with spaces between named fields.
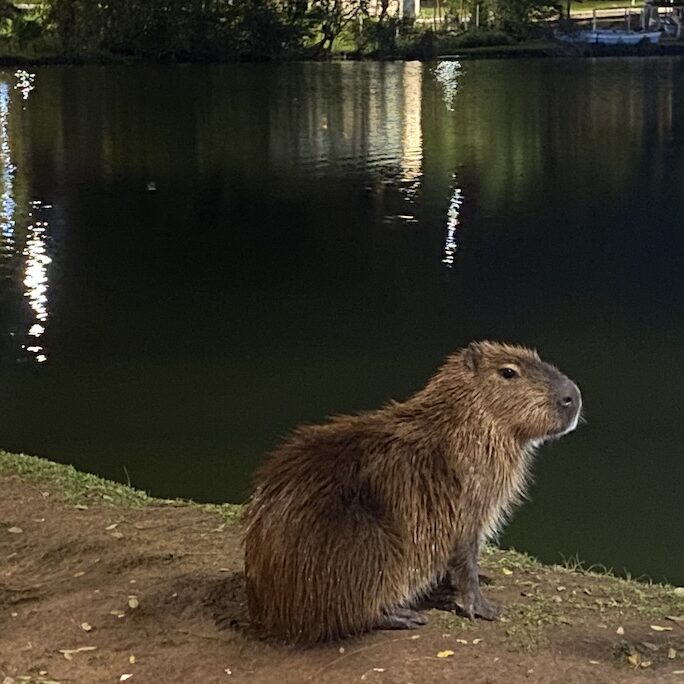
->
xmin=22 ymin=201 xmax=51 ymax=363
xmin=0 ymin=72 xmax=51 ymax=364
xmin=0 ymin=82 xmax=16 ymax=243
xmin=433 ymin=61 xmax=465 ymax=268
xmin=14 ymin=70 xmax=35 ymax=101
xmin=399 ymin=62 xmax=423 ymax=202
xmin=433 ymin=60 xmax=463 ymax=112
xmin=442 ymin=183 xmax=463 ymax=267
xmin=268 ymin=63 xmax=424 ymax=224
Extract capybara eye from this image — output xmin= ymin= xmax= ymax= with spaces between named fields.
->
xmin=499 ymin=367 xmax=518 ymax=380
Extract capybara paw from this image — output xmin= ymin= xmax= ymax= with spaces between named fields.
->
xmin=375 ymin=608 xmax=428 ymax=630
xmin=475 ymin=596 xmax=502 ymax=621
xmin=459 ymin=591 xmax=502 ymax=621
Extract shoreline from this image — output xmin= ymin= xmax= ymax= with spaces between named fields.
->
xmin=0 ymin=449 xmax=682 ymax=681
xmin=1 ymin=39 xmax=684 ymax=67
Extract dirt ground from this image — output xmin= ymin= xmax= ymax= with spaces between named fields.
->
xmin=1 ymin=472 xmax=683 ymax=684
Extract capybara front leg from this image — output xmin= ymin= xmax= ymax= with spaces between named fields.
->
xmin=448 ymin=538 xmax=502 ymax=621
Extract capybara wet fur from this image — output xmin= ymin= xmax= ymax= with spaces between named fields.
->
xmin=243 ymin=341 xmax=582 ymax=645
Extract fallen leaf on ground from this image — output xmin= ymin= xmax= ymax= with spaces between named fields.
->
xmin=128 ymin=596 xmax=139 ymax=609
xmin=640 ymin=642 xmax=658 ymax=652
xmin=59 ymin=646 xmax=97 ymax=660
xmin=120 ymin=675 xmax=133 ymax=682
xmin=472 ymin=638 xmax=483 ymax=645
xmin=501 ymin=567 xmax=513 ymax=576
xmin=650 ymin=625 xmax=673 ymax=632
xmin=669 ymin=648 xmax=677 ymax=659
xmin=80 ymin=622 xmax=92 ymax=632
xmin=627 ymin=653 xmax=640 ymax=667
xmin=7 ymin=527 xmax=23 ymax=534
xmin=666 ymin=615 xmax=684 ymax=623
xmin=437 ymin=650 xmax=455 ymax=658
xmin=616 ymin=626 xmax=624 ymax=635
xmin=673 ymin=587 xmax=684 ymax=598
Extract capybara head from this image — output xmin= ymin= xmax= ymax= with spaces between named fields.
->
xmin=440 ymin=341 xmax=582 ymax=444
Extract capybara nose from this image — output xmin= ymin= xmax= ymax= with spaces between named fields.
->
xmin=557 ymin=381 xmax=581 ymax=411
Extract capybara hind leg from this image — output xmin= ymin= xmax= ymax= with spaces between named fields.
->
xmin=375 ymin=607 xmax=428 ymax=630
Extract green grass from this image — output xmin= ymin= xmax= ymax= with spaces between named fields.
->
xmin=570 ymin=0 xmax=641 ymax=11
xmin=0 ymin=449 xmax=242 ymax=521
xmin=0 ymin=450 xmax=153 ymax=507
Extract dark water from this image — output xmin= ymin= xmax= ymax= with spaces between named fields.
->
xmin=0 ymin=59 xmax=682 ymax=583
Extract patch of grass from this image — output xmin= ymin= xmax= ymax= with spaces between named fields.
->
xmin=0 ymin=450 xmax=243 ymax=524
xmin=0 ymin=450 xmax=152 ymax=507
xmin=203 ymin=502 xmax=243 ymax=525
xmin=555 ymin=552 xmax=682 ymax=618
xmin=570 ymin=0 xmax=637 ymax=12
xmin=504 ymin=594 xmax=566 ymax=648
xmin=429 ymin=608 xmax=476 ymax=632
xmin=481 ymin=544 xmax=541 ymax=573
xmin=587 ymin=573 xmax=682 ymax=619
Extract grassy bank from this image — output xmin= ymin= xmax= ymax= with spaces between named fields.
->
xmin=1 ymin=448 xmax=683 ymax=680
xmin=1 ymin=448 xmax=682 ymax=644
xmin=0 ymin=449 xmax=242 ymax=521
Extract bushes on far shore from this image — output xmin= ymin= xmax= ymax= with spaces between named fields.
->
xmin=0 ymin=0 xmax=561 ymax=62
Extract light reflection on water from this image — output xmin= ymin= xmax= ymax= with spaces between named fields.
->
xmin=433 ymin=60 xmax=463 ymax=112
xmin=22 ymin=201 xmax=51 ymax=363
xmin=267 ymin=62 xmax=462 ymax=239
xmin=435 ymin=61 xmax=465 ymax=268
xmin=398 ymin=62 xmax=423 ymax=206
xmin=0 ymin=72 xmax=51 ymax=365
xmin=268 ymin=63 xmax=426 ymax=226
xmin=0 ymin=82 xmax=16 ymax=243
xmin=442 ymin=183 xmax=463 ymax=267
xmin=14 ymin=70 xmax=36 ymax=101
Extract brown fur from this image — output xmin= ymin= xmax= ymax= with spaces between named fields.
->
xmin=242 ymin=341 xmax=582 ymax=645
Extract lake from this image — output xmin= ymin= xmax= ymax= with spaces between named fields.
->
xmin=0 ymin=59 xmax=682 ymax=584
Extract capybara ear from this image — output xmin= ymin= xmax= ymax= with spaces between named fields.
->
xmin=462 ymin=341 xmax=483 ymax=373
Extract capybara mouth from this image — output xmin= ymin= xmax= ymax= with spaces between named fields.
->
xmin=554 ymin=407 xmax=582 ymax=438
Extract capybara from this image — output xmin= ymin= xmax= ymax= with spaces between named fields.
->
xmin=243 ymin=341 xmax=582 ymax=644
